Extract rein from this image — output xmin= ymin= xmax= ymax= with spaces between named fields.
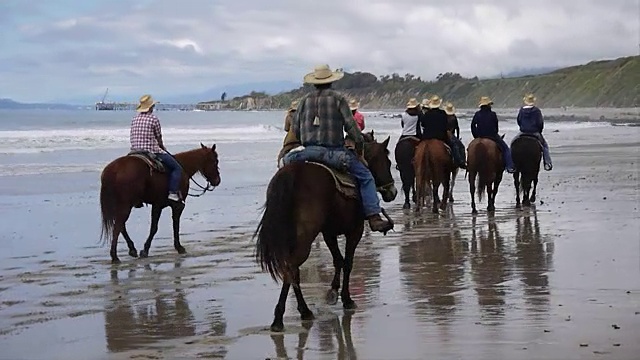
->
xmin=165 ymin=151 xmax=217 ymax=198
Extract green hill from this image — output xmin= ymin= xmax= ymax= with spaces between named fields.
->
xmin=201 ymin=55 xmax=640 ymax=109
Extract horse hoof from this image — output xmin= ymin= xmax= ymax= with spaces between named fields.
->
xmin=530 ymin=196 xmax=536 ymax=203
xmin=139 ymin=250 xmax=148 ymax=258
xmin=432 ymin=208 xmax=439 ymax=214
xmin=343 ymin=300 xmax=358 ymax=310
xmin=449 ymin=197 xmax=455 ymax=203
xmin=111 ymin=258 xmax=121 ymax=264
xmin=402 ymin=202 xmax=410 ymax=210
xmin=128 ymin=249 xmax=138 ymax=258
xmin=326 ymin=289 xmax=339 ymax=305
xmin=270 ymin=322 xmax=284 ymax=333
xmin=487 ymin=206 xmax=495 ymax=212
xmin=300 ymin=310 xmax=315 ymax=321
xmin=516 ymin=204 xmax=521 ymax=209
xmin=176 ymin=246 xmax=187 ymax=255
xmin=471 ymin=209 xmax=478 ymax=215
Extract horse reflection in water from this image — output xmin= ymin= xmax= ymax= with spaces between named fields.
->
xmin=103 ymin=259 xmax=227 ymax=357
xmin=269 ymin=313 xmax=357 ymax=360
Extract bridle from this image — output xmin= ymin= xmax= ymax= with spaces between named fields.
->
xmin=165 ymin=150 xmax=219 ymax=198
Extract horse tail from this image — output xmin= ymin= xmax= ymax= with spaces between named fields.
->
xmin=254 ymin=167 xmax=297 ymax=282
xmin=475 ymin=142 xmax=489 ymax=202
xmin=99 ymin=168 xmax=117 ymax=246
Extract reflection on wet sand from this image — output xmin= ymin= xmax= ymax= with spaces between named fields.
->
xmin=269 ymin=313 xmax=357 ymax=360
xmin=103 ymin=259 xmax=227 ymax=357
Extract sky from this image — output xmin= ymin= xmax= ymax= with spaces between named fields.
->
xmin=0 ymin=0 xmax=638 ymax=103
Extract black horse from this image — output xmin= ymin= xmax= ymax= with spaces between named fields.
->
xmin=511 ymin=135 xmax=542 ymax=208
xmin=394 ymin=136 xmax=420 ymax=209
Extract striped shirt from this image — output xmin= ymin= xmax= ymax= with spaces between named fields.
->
xmin=292 ymin=89 xmax=363 ymax=148
xmin=130 ymin=112 xmax=162 ymax=153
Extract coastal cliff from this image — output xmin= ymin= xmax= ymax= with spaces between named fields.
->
xmin=200 ymin=55 xmax=640 ymax=110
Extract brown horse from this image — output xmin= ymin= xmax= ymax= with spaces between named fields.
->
xmin=414 ymin=139 xmax=456 ymax=213
xmin=467 ymin=137 xmax=504 ymax=214
xmin=99 ymin=143 xmax=221 ymax=263
xmin=254 ymin=135 xmax=397 ymax=332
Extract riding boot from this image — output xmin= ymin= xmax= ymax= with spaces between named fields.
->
xmin=367 ymin=214 xmax=393 ymax=233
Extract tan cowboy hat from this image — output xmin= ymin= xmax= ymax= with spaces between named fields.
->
xmin=420 ymin=98 xmax=430 ymax=108
xmin=406 ymin=98 xmax=419 ymax=109
xmin=303 ymin=64 xmax=344 ymax=85
xmin=523 ymin=94 xmax=536 ymax=106
xmin=427 ymin=95 xmax=443 ymax=109
xmin=444 ymin=102 xmax=456 ymax=115
xmin=478 ymin=96 xmax=494 ymax=107
xmin=288 ymin=100 xmax=299 ymax=111
xmin=136 ymin=94 xmax=156 ymax=112
xmin=348 ymin=99 xmax=359 ymax=110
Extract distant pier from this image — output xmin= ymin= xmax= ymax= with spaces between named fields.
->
xmin=95 ymin=102 xmax=206 ymax=111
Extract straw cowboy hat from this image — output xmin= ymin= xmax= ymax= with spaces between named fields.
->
xmin=427 ymin=95 xmax=443 ymax=109
xmin=406 ymin=98 xmax=419 ymax=109
xmin=303 ymin=64 xmax=344 ymax=84
xmin=478 ymin=96 xmax=494 ymax=107
xmin=288 ymin=100 xmax=299 ymax=111
xmin=444 ymin=102 xmax=456 ymax=115
xmin=136 ymin=94 xmax=157 ymax=112
xmin=523 ymin=94 xmax=536 ymax=106
xmin=348 ymin=99 xmax=359 ymax=110
xmin=420 ymin=98 xmax=430 ymax=108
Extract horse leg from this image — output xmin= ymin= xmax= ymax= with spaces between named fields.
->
xmin=491 ymin=174 xmax=502 ymax=212
xmin=449 ymin=169 xmax=457 ymax=203
xmin=121 ymin=225 xmax=138 ymax=258
xmin=292 ymin=268 xmax=314 ymax=321
xmin=440 ymin=175 xmax=451 ymax=211
xmin=522 ymin=177 xmax=531 ymax=207
xmin=400 ymin=169 xmax=411 ymax=209
xmin=469 ymin=172 xmax=478 ymax=214
xmin=514 ymin=172 xmax=521 ymax=209
xmin=110 ymin=207 xmax=132 ymax=264
xmin=431 ymin=181 xmax=440 ymax=214
xmin=323 ymin=232 xmax=344 ymax=305
xmin=139 ymin=205 xmax=162 ymax=258
xmin=270 ymin=282 xmax=291 ymax=332
xmin=341 ymin=225 xmax=364 ymax=309
xmin=486 ymin=181 xmax=495 ymax=212
xmin=171 ymin=202 xmax=187 ymax=254
xmin=530 ymin=177 xmax=538 ymax=204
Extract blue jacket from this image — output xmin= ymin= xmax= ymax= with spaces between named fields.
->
xmin=471 ymin=107 xmax=499 ymax=138
xmin=517 ymin=106 xmax=544 ymax=133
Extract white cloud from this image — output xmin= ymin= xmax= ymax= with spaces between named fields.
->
xmin=1 ymin=0 xmax=638 ymax=102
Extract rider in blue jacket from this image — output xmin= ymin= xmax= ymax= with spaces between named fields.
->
xmin=470 ymin=97 xmax=515 ymax=173
xmin=516 ymin=94 xmax=553 ymax=171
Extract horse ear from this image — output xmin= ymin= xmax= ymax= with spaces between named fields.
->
xmin=382 ymin=136 xmax=390 ymax=148
xmin=211 ymin=143 xmax=216 ymax=151
xmin=200 ymin=142 xmax=206 ymax=149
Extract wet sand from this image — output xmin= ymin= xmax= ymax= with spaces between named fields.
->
xmin=1 ymin=126 xmax=639 ymax=359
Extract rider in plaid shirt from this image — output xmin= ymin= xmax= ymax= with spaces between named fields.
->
xmin=130 ymin=94 xmax=182 ymax=202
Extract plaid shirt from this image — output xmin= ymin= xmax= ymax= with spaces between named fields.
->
xmin=292 ymin=89 xmax=363 ymax=148
xmin=130 ymin=112 xmax=162 ymax=153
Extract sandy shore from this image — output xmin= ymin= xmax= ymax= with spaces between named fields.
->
xmin=1 ymin=123 xmax=639 ymax=359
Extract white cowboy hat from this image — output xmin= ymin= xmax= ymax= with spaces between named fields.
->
xmin=406 ymin=98 xmax=419 ymax=109
xmin=420 ymin=98 xmax=430 ymax=108
xmin=348 ymin=99 xmax=359 ymax=110
xmin=523 ymin=94 xmax=536 ymax=106
xmin=444 ymin=102 xmax=456 ymax=115
xmin=478 ymin=96 xmax=494 ymax=107
xmin=136 ymin=94 xmax=157 ymax=112
xmin=303 ymin=64 xmax=344 ymax=85
xmin=288 ymin=100 xmax=299 ymax=111
xmin=427 ymin=95 xmax=443 ymax=109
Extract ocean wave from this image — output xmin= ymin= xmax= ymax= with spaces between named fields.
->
xmin=0 ymin=124 xmax=283 ymax=154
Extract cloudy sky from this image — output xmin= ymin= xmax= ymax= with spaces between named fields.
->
xmin=1 ymin=0 xmax=638 ymax=103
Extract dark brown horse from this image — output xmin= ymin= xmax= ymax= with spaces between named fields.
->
xmin=394 ymin=136 xmax=420 ymax=209
xmin=511 ymin=135 xmax=542 ymax=208
xmin=254 ymin=135 xmax=397 ymax=332
xmin=99 ymin=143 xmax=221 ymax=263
xmin=414 ymin=139 xmax=456 ymax=213
xmin=467 ymin=137 xmax=504 ymax=214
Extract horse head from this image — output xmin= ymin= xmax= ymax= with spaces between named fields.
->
xmin=199 ymin=143 xmax=221 ymax=187
xmin=364 ymin=135 xmax=397 ymax=202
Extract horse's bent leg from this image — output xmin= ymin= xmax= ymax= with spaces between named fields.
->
xmin=469 ymin=172 xmax=478 ymax=214
xmin=171 ymin=203 xmax=186 ymax=254
xmin=270 ymin=282 xmax=291 ymax=332
xmin=530 ymin=178 xmax=538 ymax=203
xmin=514 ymin=172 xmax=521 ymax=208
xmin=490 ymin=174 xmax=503 ymax=212
xmin=140 ymin=205 xmax=162 ymax=258
xmin=341 ymin=226 xmax=364 ymax=309
xmin=292 ymin=268 xmax=314 ymax=321
xmin=121 ymin=225 xmax=138 ymax=258
xmin=111 ymin=208 xmax=132 ymax=264
xmin=322 ymin=232 xmax=344 ymax=305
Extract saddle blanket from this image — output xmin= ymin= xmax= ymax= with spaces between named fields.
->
xmin=127 ymin=150 xmax=165 ymax=172
xmin=307 ymin=162 xmax=358 ymax=199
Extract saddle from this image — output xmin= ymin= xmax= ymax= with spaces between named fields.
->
xmin=512 ymin=133 xmax=543 ymax=150
xmin=307 ymin=162 xmax=358 ymax=199
xmin=127 ymin=150 xmax=166 ymax=172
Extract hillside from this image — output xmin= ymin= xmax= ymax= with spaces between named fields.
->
xmin=202 ymin=55 xmax=640 ymax=109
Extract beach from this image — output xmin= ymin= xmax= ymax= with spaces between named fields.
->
xmin=0 ymin=108 xmax=639 ymax=360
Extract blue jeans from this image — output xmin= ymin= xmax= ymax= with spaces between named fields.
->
xmin=155 ymin=152 xmax=182 ymax=193
xmin=284 ymin=145 xmax=381 ymax=217
xmin=488 ymin=135 xmax=514 ymax=170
